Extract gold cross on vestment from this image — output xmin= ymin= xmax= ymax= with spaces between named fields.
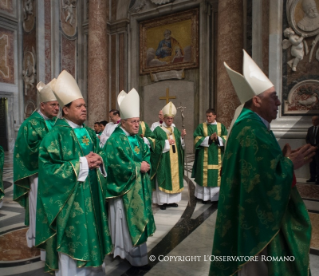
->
xmin=134 ymin=146 xmax=140 ymax=154
xmin=82 ymin=136 xmax=90 ymax=145
xmin=159 ymin=88 xmax=176 ymax=104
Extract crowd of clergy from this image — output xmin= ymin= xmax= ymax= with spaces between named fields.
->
xmin=1 ymin=50 xmax=316 ymax=276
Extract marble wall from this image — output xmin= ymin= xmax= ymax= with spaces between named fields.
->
xmin=44 ymin=0 xmax=51 ymax=83
xmin=216 ymin=0 xmax=243 ymax=127
xmin=87 ymin=0 xmax=109 ymax=127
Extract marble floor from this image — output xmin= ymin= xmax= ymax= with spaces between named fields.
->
xmin=1 ymin=153 xmax=319 ymax=276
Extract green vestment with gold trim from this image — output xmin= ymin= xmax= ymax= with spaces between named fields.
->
xmin=209 ymin=108 xmax=311 ymax=276
xmin=192 ymin=122 xmax=227 ymax=187
xmin=104 ymin=127 xmax=156 ymax=246
xmin=36 ymin=119 xmax=112 ymax=273
xmin=0 ymin=146 xmax=4 ymax=201
xmin=151 ymin=125 xmax=184 ymax=193
xmin=13 ymin=111 xmax=56 ymax=225
xmin=138 ymin=121 xmax=155 ymax=151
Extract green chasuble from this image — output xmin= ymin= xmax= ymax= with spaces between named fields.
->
xmin=36 ymin=119 xmax=112 ymax=273
xmin=151 ymin=125 xmax=184 ymax=193
xmin=13 ymin=111 xmax=56 ymax=225
xmin=191 ymin=122 xmax=227 ymax=187
xmin=104 ymin=127 xmax=156 ymax=246
xmin=138 ymin=121 xmax=156 ymax=150
xmin=0 ymin=146 xmax=4 ymax=201
xmin=210 ymin=108 xmax=311 ymax=276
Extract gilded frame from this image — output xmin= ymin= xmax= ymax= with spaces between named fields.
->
xmin=139 ymin=9 xmax=199 ymax=75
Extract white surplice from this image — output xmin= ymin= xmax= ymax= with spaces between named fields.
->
xmin=99 ymin=122 xmax=119 ymax=147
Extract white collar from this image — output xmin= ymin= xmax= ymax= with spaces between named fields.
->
xmin=120 ymin=126 xmax=130 ymax=136
xmin=206 ymin=120 xmax=217 ymax=125
xmin=256 ymin=113 xmax=270 ymax=130
xmin=162 ymin=122 xmax=174 ymax=130
xmin=65 ymin=118 xmax=83 ymax=129
xmin=37 ymin=110 xmax=50 ymax=120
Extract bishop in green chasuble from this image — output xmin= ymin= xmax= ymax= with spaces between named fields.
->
xmin=150 ymin=103 xmax=186 ymax=210
xmin=0 ymin=145 xmax=4 ymax=208
xmin=209 ymin=108 xmax=312 ymax=276
xmin=36 ymin=118 xmax=112 ymax=273
xmin=192 ymin=111 xmax=227 ymax=202
xmin=14 ymin=98 xmax=58 ymax=248
xmin=105 ymin=88 xmax=155 ymax=266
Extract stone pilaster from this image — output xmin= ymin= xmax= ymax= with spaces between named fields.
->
xmin=87 ymin=0 xmax=109 ymax=126
xmin=216 ymin=0 xmax=244 ymax=127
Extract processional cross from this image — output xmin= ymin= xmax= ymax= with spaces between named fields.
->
xmin=159 ymin=88 xmax=176 ymax=104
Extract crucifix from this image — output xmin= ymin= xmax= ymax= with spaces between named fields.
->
xmin=159 ymin=88 xmax=176 ymax=104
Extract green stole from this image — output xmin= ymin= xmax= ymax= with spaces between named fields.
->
xmin=44 ymin=118 xmax=55 ymax=130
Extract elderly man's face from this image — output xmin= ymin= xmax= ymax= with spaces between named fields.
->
xmin=63 ymin=98 xmax=87 ymax=125
xmin=122 ymin=117 xmax=140 ymax=135
xmin=256 ymin=87 xmax=281 ymax=123
xmin=41 ymin=101 xmax=59 ymax=118
xmin=164 ymin=116 xmax=174 ymax=127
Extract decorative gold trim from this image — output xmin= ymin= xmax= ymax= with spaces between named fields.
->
xmin=194 ymin=136 xmax=202 ymax=145
xmin=216 ymin=123 xmax=222 ymax=187
xmin=140 ymin=121 xmax=146 ymax=136
xmin=230 ymin=229 xmax=281 ymax=276
xmin=202 ymin=123 xmax=208 ymax=187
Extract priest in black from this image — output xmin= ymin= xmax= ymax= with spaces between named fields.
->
xmin=306 ymin=116 xmax=319 ymax=184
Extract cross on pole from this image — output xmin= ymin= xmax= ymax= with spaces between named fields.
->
xmin=159 ymin=88 xmax=176 ymax=104
xmin=176 ymin=102 xmax=186 ymax=129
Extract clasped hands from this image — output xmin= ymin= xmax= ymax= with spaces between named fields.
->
xmin=210 ymin=132 xmax=218 ymax=141
xmin=282 ymin=143 xmax=317 ymax=170
xmin=85 ymin=152 xmax=103 ymax=169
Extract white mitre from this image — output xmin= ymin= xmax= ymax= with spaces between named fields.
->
xmin=37 ymin=79 xmax=57 ymax=103
xmin=117 ymin=88 xmax=140 ymax=119
xmin=224 ymin=50 xmax=274 ymax=141
xmin=162 ymin=101 xmax=177 ymax=118
xmin=224 ymin=49 xmax=274 ymax=104
xmin=51 ymin=70 xmax=83 ymax=107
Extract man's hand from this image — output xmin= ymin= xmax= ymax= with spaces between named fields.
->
xmin=284 ymin=143 xmax=317 ymax=170
xmin=210 ymin=132 xmax=217 ymax=141
xmin=85 ymin=152 xmax=103 ymax=169
xmin=168 ymin=138 xmax=175 ymax=145
xmin=181 ymin=129 xmax=187 ymax=139
xmin=140 ymin=161 xmax=150 ymax=173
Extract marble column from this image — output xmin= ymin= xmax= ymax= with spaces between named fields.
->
xmin=87 ymin=0 xmax=109 ymax=127
xmin=216 ymin=0 xmax=244 ymax=127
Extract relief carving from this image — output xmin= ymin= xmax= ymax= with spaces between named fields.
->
xmin=0 ymin=34 xmax=9 ymax=78
xmin=61 ymin=0 xmax=77 ymax=37
xmin=22 ymin=48 xmax=36 ymax=96
xmin=285 ymin=80 xmax=319 ymax=114
xmin=24 ymin=100 xmax=36 ymax=118
xmin=23 ymin=0 xmax=35 ymax=32
xmin=283 ymin=0 xmax=319 ymax=113
xmin=129 ymin=0 xmax=146 ymax=13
